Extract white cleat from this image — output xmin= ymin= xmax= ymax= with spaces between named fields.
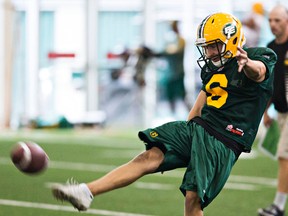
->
xmin=51 ymin=179 xmax=93 ymax=211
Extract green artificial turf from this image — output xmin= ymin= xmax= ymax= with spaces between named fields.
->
xmin=0 ymin=128 xmax=279 ymax=216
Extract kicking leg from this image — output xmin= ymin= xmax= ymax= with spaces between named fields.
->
xmin=52 ymin=147 xmax=164 ymax=211
xmin=87 ymin=146 xmax=165 ymax=195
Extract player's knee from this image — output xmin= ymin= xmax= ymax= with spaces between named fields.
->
xmin=132 ymin=148 xmax=164 ymax=173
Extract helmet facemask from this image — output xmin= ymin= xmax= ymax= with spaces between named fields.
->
xmin=196 ymin=39 xmax=230 ymax=72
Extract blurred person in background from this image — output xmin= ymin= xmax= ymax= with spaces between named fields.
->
xmin=258 ymin=5 xmax=288 ymax=216
xmin=51 ymin=12 xmax=276 ymax=216
xmin=154 ymin=20 xmax=189 ymax=115
xmin=242 ymin=2 xmax=265 ymax=47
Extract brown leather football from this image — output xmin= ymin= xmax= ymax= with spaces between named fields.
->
xmin=10 ymin=142 xmax=49 ymax=174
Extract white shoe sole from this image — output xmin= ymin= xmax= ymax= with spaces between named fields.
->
xmin=52 ymin=184 xmax=88 ymax=211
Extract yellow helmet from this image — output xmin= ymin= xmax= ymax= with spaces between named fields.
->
xmin=252 ymin=2 xmax=264 ymax=15
xmin=195 ymin=12 xmax=246 ymax=70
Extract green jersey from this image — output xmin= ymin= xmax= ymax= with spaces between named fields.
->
xmin=200 ymin=47 xmax=277 ymax=151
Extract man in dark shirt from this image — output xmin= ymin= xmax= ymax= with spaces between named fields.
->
xmin=258 ymin=5 xmax=288 ymax=216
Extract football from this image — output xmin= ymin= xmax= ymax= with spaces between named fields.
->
xmin=10 ymin=141 xmax=49 ymax=174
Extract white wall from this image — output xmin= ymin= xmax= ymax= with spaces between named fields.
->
xmin=1 ymin=0 xmax=288 ymax=128
xmin=0 ymin=0 xmax=4 ymax=129
xmin=0 ymin=0 xmax=15 ymax=129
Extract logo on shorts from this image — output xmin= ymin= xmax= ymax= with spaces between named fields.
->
xmin=150 ymin=131 xmax=158 ymax=138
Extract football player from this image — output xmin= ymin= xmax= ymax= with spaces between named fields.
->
xmin=51 ymin=12 xmax=277 ymax=216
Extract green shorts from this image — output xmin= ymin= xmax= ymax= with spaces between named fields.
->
xmin=138 ymin=120 xmax=238 ymax=209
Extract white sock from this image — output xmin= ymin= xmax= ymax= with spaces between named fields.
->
xmin=80 ymin=183 xmax=93 ymax=199
xmin=273 ymin=192 xmax=287 ymax=211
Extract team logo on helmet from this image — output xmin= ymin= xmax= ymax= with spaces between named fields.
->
xmin=223 ymin=23 xmax=237 ymax=40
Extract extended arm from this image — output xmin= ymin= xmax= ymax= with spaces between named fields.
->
xmin=236 ymin=47 xmax=267 ymax=83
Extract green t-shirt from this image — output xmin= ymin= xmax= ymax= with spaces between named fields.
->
xmin=200 ymin=47 xmax=277 ymax=151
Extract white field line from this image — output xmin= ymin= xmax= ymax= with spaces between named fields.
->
xmin=0 ymin=156 xmax=117 ymax=172
xmin=35 ymin=140 xmax=141 ymax=149
xmin=1 ymin=156 xmax=276 ymax=191
xmin=224 ymin=182 xmax=258 ymax=191
xmin=228 ymin=175 xmax=277 ymax=187
xmin=0 ymin=132 xmax=141 ymax=149
xmin=133 ymin=182 xmax=176 ymax=190
xmin=0 ymin=199 xmax=153 ymax=216
xmin=133 ymin=182 xmax=260 ymax=191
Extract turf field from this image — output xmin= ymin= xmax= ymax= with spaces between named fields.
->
xmin=0 ymin=128 xmax=280 ymax=216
